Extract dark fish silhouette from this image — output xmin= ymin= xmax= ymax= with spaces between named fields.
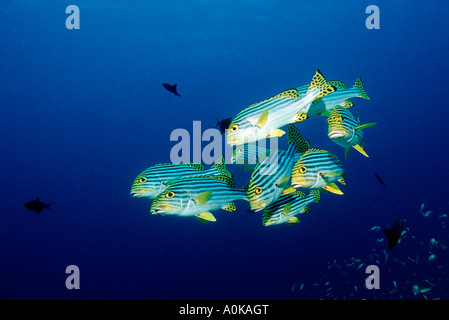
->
xmin=162 ymin=83 xmax=181 ymax=97
xmin=24 ymin=197 xmax=54 ymax=214
xmin=374 ymin=173 xmax=386 ymax=188
xmin=381 ymin=218 xmax=404 ymax=262
xmin=213 ymin=117 xmax=232 ymax=134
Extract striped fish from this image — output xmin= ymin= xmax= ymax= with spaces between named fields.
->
xmin=130 ymin=156 xmax=231 ymax=199
xmin=296 ymin=78 xmax=371 ymax=119
xmin=262 ymin=189 xmax=320 ymax=226
xmin=291 ymin=149 xmax=345 ymax=195
xmin=246 ymin=125 xmax=309 ymax=212
xmin=226 ymin=70 xmax=336 ymax=146
xmin=231 ymin=143 xmax=304 ymax=172
xmin=150 ymin=175 xmax=247 ymax=222
xmin=327 ymin=106 xmax=377 ymax=158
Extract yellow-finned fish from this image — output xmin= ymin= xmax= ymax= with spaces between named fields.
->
xmin=150 ymin=174 xmax=248 ymax=223
xmin=226 ymin=70 xmax=335 ymax=146
xmin=295 ymin=78 xmax=371 ymax=119
xmin=291 ymin=149 xmax=345 ymax=195
xmin=130 ymin=156 xmax=231 ymax=199
xmin=246 ymin=125 xmax=309 ymax=212
xmin=262 ymin=189 xmax=320 ymax=226
xmin=326 ymin=106 xmax=377 ymax=158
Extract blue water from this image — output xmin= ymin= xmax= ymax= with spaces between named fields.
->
xmin=1 ymin=0 xmax=448 ymax=300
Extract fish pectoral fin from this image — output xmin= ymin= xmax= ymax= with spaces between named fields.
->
xmin=338 ymin=174 xmax=346 ymax=186
xmin=287 ymin=217 xmax=300 ymax=225
xmin=283 ymin=202 xmax=292 ymax=215
xmin=276 ymin=175 xmax=291 ymax=189
xmin=193 ymin=190 xmax=212 ymax=206
xmin=222 ymin=202 xmax=237 ymax=212
xmin=323 ymin=183 xmax=344 ymax=195
xmin=196 ymin=212 xmax=216 ymax=222
xmin=282 ymin=186 xmax=296 ymax=195
xmin=353 ymin=144 xmax=369 ymax=157
xmin=256 ymin=108 xmax=269 ymax=129
xmin=266 ymin=129 xmax=286 ymax=138
xmin=355 ymin=122 xmax=377 ymax=130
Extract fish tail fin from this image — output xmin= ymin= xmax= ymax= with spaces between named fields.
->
xmin=287 ymin=124 xmax=310 ymax=153
xmin=210 ymin=155 xmax=232 ymax=177
xmin=46 ymin=203 xmax=55 ymax=212
xmin=353 ymin=78 xmax=371 ymax=100
xmin=307 ymin=70 xmax=336 ymax=100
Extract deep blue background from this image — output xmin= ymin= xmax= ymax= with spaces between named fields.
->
xmin=1 ymin=0 xmax=448 ymax=299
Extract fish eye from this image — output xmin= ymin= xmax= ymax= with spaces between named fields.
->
xmin=298 ymin=166 xmax=307 ymax=174
xmin=139 ymin=177 xmax=147 ymax=183
xmin=165 ymin=191 xmax=175 ymax=199
xmin=255 ymin=187 xmax=262 ymax=195
xmin=230 ymin=124 xmax=239 ymax=132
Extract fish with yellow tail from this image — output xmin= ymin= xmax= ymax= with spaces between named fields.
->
xmin=130 ymin=156 xmax=231 ymax=199
xmin=150 ymin=174 xmax=248 ymax=223
xmin=262 ymin=189 xmax=320 ymax=226
xmin=226 ymin=70 xmax=336 ymax=146
xmin=295 ymin=77 xmax=371 ymax=119
xmin=246 ymin=124 xmax=310 ymax=212
xmin=291 ymin=148 xmax=345 ymax=195
xmin=326 ymin=106 xmax=377 ymax=158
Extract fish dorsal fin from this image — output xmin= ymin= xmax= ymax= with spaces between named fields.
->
xmin=196 ymin=212 xmax=216 ymax=222
xmin=203 ymin=175 xmax=236 ymax=188
xmin=184 ymin=163 xmax=205 ymax=171
xmin=328 ymin=80 xmax=347 ymax=90
xmin=353 ymin=78 xmax=371 ymax=100
xmin=309 ymin=189 xmax=320 ymax=203
xmin=256 ymin=108 xmax=269 ymax=129
xmin=222 ymin=202 xmax=237 ymax=212
xmin=273 ymin=89 xmax=300 ymax=100
xmin=193 ymin=190 xmax=212 ymax=206
xmin=307 ymin=70 xmax=336 ymax=99
xmin=323 ymin=183 xmax=344 ymax=195
xmin=353 ymin=144 xmax=369 ymax=157
xmin=211 ymin=156 xmax=232 ymax=177
xmin=292 ymin=190 xmax=306 ymax=197
xmin=288 ymin=124 xmax=310 ymax=153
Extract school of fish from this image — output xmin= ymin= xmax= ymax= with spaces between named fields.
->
xmin=130 ymin=70 xmax=376 ymax=225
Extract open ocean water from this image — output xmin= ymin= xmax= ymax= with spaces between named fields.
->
xmin=1 ymin=0 xmax=448 ymax=305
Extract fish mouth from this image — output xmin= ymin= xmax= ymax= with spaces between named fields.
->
xmin=292 ymin=183 xmax=304 ymax=188
xmin=328 ymin=131 xmax=345 ymax=139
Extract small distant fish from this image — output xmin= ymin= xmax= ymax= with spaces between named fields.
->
xmin=356 ymin=263 xmax=364 ymax=270
xmin=300 ymin=283 xmax=304 ymax=290
xmin=428 ymin=254 xmax=436 ymax=261
xmin=420 ymin=288 xmax=432 ymax=294
xmin=291 ymin=284 xmax=295 ymax=292
xmin=162 ymin=83 xmax=181 ymax=97
xmin=24 ymin=197 xmax=54 ymax=214
xmin=412 ymin=284 xmax=420 ymax=295
xmin=439 ymin=214 xmax=448 ymax=218
xmin=374 ymin=173 xmax=386 ymax=188
xmin=213 ymin=117 xmax=232 ymax=134
xmin=370 ymin=226 xmax=381 ymax=232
